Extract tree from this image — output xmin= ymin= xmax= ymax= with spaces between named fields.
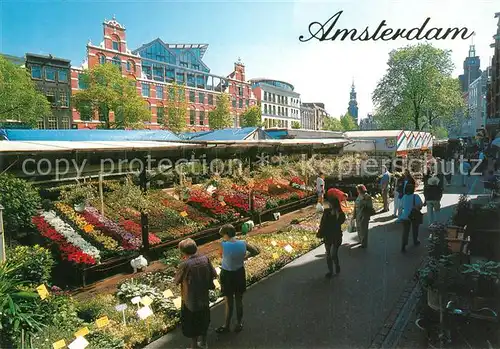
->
xmin=240 ymin=105 xmax=262 ymax=127
xmin=73 ymin=63 xmax=150 ymax=129
xmin=372 ymin=44 xmax=464 ymax=131
xmin=291 ymin=121 xmax=301 ymax=129
xmin=432 ymin=126 xmax=448 ymax=139
xmin=0 ymin=56 xmax=51 ymax=127
xmin=340 ymin=113 xmax=358 ymax=131
xmin=208 ymin=93 xmax=232 ymax=129
xmin=323 ymin=116 xmax=343 ymax=131
xmin=164 ymin=82 xmax=187 ymax=133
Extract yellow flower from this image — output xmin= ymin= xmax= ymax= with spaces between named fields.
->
xmin=83 ymin=224 xmax=93 ymax=233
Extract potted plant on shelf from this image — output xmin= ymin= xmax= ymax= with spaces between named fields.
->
xmin=60 ymin=183 xmax=96 ymax=212
xmin=462 ymin=260 xmax=500 ymax=309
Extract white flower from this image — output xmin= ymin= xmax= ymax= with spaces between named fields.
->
xmin=41 ymin=210 xmax=101 ymax=262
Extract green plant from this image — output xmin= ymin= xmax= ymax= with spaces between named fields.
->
xmin=452 ymin=194 xmax=471 ymax=227
xmin=117 ymin=279 xmax=177 ymax=316
xmin=462 ymin=261 xmax=500 ymax=298
xmin=162 ymin=249 xmax=181 ymax=268
xmin=0 ymin=173 xmax=41 ymax=235
xmin=60 ymin=183 xmax=96 ymax=206
xmin=87 ymin=331 xmax=125 ymax=349
xmin=7 ymin=245 xmax=54 ymax=285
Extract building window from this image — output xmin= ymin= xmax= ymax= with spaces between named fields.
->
xmin=112 ymin=56 xmax=121 ymax=71
xmin=246 ymin=99 xmax=249 ymax=107
xmin=37 ymin=118 xmax=45 ymax=129
xmin=31 ymin=65 xmax=42 ymax=79
xmin=176 ymin=72 xmax=185 ymax=84
xmin=199 ymin=111 xmax=205 ymax=125
xmin=46 ymin=89 xmax=56 ymax=106
xmin=190 ymin=110 xmax=196 ymax=125
xmin=127 ymin=60 xmax=135 ymax=72
xmin=113 ymin=41 xmax=119 ymax=51
xmin=189 ymin=91 xmax=195 ymax=103
xmin=157 ymin=106 xmax=164 ymax=124
xmin=166 ymin=69 xmax=175 ymax=82
xmin=237 ymin=86 xmax=243 ymax=96
xmin=180 ymin=61 xmax=188 ymax=68
xmin=48 ymin=116 xmax=57 ymax=129
xmin=264 ymin=91 xmax=267 ymax=101
xmin=273 ymin=105 xmax=276 ymax=115
xmin=239 ymin=99 xmax=243 ymax=108
xmin=199 ymin=92 xmax=205 ymax=104
xmin=61 ymin=116 xmax=70 ymax=129
xmin=45 ymin=67 xmax=55 ymax=81
xmin=192 ymin=64 xmax=200 ymax=70
xmin=142 ymin=83 xmax=150 ymax=97
xmin=264 ymin=104 xmax=267 ymax=114
xmin=59 ymin=90 xmax=69 ymax=107
xmin=153 ymin=66 xmax=164 ymax=81
xmin=58 ymin=69 xmax=68 ymax=82
xmin=156 ymin=86 xmax=163 ymax=99
xmin=99 ymin=55 xmax=106 ymax=65
xmin=232 ymin=98 xmax=236 ymax=108
xmin=208 ymin=95 xmax=213 ymax=105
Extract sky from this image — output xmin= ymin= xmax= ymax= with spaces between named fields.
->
xmin=0 ymin=0 xmax=499 ymax=120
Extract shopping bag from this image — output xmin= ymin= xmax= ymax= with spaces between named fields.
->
xmin=315 ymin=203 xmax=324 ymax=213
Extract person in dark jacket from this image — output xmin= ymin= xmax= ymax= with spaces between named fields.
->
xmin=423 ymin=175 xmax=443 ymax=225
xmin=317 ymin=195 xmax=346 ymax=278
xmin=397 ymin=169 xmax=416 ymax=200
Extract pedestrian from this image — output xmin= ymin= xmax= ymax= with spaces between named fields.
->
xmin=327 ymin=187 xmax=349 ymax=211
xmin=216 ymin=224 xmax=260 ymax=334
xmin=423 ymin=175 xmax=443 ymax=225
xmin=175 ymin=238 xmax=218 ymax=349
xmin=460 ymin=158 xmax=472 ymax=187
xmin=316 ymin=172 xmax=326 ymax=205
xmin=399 ymin=184 xmax=423 ymax=253
xmin=353 ymin=184 xmax=375 ymax=248
xmin=398 ymin=169 xmax=416 ymax=198
xmin=380 ymin=166 xmax=390 ymax=212
xmin=392 ymin=173 xmax=402 ymax=218
xmin=444 ymin=158 xmax=453 ymax=186
xmin=317 ymin=195 xmax=346 ymax=278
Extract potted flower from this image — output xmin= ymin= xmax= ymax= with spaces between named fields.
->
xmin=60 ymin=184 xmax=96 ymax=212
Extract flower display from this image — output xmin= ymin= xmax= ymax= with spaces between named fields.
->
xmin=120 ymin=219 xmax=161 ymax=245
xmin=187 ymin=189 xmax=240 ymax=222
xmin=55 ymin=202 xmax=120 ymax=252
xmin=33 ymin=214 xmax=98 ymax=265
xmin=217 ymin=189 xmax=267 ymax=213
xmin=84 ymin=206 xmax=142 ymax=250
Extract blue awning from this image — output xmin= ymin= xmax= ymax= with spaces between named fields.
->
xmin=0 ymin=129 xmax=181 ymax=142
xmin=178 ymin=127 xmax=263 ymax=141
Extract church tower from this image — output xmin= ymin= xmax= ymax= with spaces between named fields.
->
xmin=347 ymin=80 xmax=359 ymax=124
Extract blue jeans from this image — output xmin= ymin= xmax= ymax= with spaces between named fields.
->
xmin=427 ymin=201 xmax=440 ymax=224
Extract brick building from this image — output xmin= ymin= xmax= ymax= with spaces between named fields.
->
xmin=70 ymin=17 xmax=256 ymax=130
xmin=486 ymin=12 xmax=500 ymax=139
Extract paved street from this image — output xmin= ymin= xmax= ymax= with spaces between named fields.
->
xmin=147 ymin=175 xmax=483 ymax=349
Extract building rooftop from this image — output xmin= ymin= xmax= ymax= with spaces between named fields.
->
xmin=249 ymin=78 xmax=295 ymax=92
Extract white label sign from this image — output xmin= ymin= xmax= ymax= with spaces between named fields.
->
xmin=137 ymin=306 xmax=154 ymax=320
xmin=284 ymin=244 xmax=294 ymax=253
xmin=115 ymin=304 xmax=128 ymax=312
xmin=131 ymin=296 xmax=142 ymax=305
xmin=68 ymin=336 xmax=89 ymax=349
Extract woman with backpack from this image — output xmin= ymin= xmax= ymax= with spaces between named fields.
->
xmin=399 ymin=184 xmax=423 ymax=253
xmin=317 ymin=195 xmax=346 ymax=278
xmin=353 ymin=184 xmax=375 ymax=249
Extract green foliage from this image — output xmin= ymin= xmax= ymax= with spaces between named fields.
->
xmin=7 ymin=245 xmax=54 ymax=285
xmin=323 ymin=116 xmax=343 ymax=131
xmin=87 ymin=331 xmax=125 ymax=349
xmin=0 ymin=56 xmax=51 ymax=127
xmin=208 ymin=93 xmax=232 ymax=129
xmin=432 ymin=126 xmax=448 ymax=139
xmin=240 ymin=105 xmax=262 ymax=127
xmin=164 ymin=82 xmax=187 ymax=133
xmin=340 ymin=113 xmax=358 ymax=131
xmin=291 ymin=121 xmax=301 ymax=129
xmin=161 ymin=248 xmax=181 ymax=268
xmin=73 ymin=63 xmax=151 ymax=129
xmin=60 ymin=183 xmax=96 ymax=206
xmin=372 ymin=43 xmax=464 ymax=131
xmin=0 ymin=173 xmax=41 ymax=235
xmin=117 ymin=279 xmax=177 ymax=315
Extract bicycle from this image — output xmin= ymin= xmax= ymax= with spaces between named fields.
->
xmin=416 ymin=300 xmax=498 ymax=349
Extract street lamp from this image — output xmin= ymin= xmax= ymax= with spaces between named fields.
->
xmin=0 ymin=204 xmax=4 ymax=263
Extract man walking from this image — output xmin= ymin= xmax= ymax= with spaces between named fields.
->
xmin=316 ymin=172 xmax=325 ymax=205
xmin=380 ymin=166 xmax=390 ymax=212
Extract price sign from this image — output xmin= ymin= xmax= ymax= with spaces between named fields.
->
xmin=68 ymin=336 xmax=89 ymax=349
xmin=74 ymin=327 xmax=89 ymax=338
xmin=180 ymin=211 xmax=188 ymax=217
xmin=53 ymin=340 xmax=66 ymax=349
xmin=137 ymin=306 xmax=153 ymax=320
xmin=163 ymin=289 xmax=174 ymax=298
xmin=95 ymin=316 xmax=109 ymax=328
xmin=213 ymin=280 xmax=221 ymax=289
xmin=131 ymin=296 xmax=142 ymax=305
xmin=284 ymin=244 xmax=294 ymax=253
xmin=215 ymin=267 xmax=221 ymax=275
xmin=271 ymin=240 xmax=277 ymax=247
xmin=172 ymin=297 xmax=182 ymax=309
xmin=115 ymin=304 xmax=128 ymax=312
xmin=141 ymin=296 xmax=153 ymax=307
xmin=36 ymin=284 xmax=49 ymax=300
